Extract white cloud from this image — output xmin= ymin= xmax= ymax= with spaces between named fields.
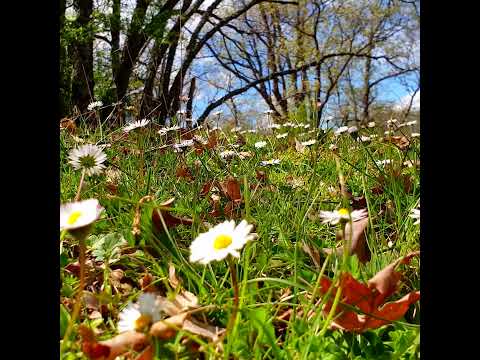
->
xmin=394 ymin=90 xmax=420 ymax=111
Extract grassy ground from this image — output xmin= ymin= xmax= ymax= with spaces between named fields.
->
xmin=60 ymin=113 xmax=420 ymax=359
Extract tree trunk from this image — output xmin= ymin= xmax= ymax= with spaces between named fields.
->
xmin=110 ymin=0 xmax=121 ymax=84
xmin=114 ymin=0 xmax=151 ymax=100
xmin=71 ymin=0 xmax=94 ymax=114
xmin=186 ymin=77 xmax=196 ymax=120
xmin=59 ymin=0 xmax=70 ymax=118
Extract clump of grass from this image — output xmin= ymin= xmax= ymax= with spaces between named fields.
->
xmin=60 ymin=115 xmax=420 ymax=359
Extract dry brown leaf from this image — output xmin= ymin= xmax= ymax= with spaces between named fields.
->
xmin=219 ymin=177 xmax=242 ymax=203
xmin=176 ymin=166 xmax=194 ymax=181
xmin=168 ymin=264 xmax=180 ymax=289
xmin=322 ymin=217 xmax=370 ymax=263
xmin=152 ymin=198 xmax=194 ymax=233
xmin=134 ymin=345 xmax=154 ymax=360
xmin=182 ymin=318 xmax=226 ymax=342
xmin=60 ymin=117 xmax=77 ymax=133
xmin=200 ymin=181 xmax=212 ymax=197
xmin=80 ymin=326 xmax=148 ymax=360
xmin=132 ymin=196 xmax=155 ymax=237
xmin=302 ymin=241 xmax=321 ymax=270
xmin=367 ymin=251 xmax=420 ymax=306
xmin=149 ymin=313 xmax=188 ymax=340
xmin=295 ymin=139 xmax=306 ymax=153
xmin=387 ymin=136 xmax=410 ymax=150
xmin=317 ymin=256 xmax=420 ymax=333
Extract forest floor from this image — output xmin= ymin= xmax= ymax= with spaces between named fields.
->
xmin=60 ymin=114 xmax=420 ymax=359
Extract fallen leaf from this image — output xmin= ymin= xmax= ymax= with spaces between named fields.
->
xmin=219 ymin=177 xmax=242 ymax=203
xmin=200 ymin=181 xmax=212 ymax=196
xmin=316 ymin=252 xmax=420 ymax=332
xmin=182 ymin=318 xmax=225 ymax=342
xmin=149 ymin=313 xmax=188 ymax=340
xmin=302 ymin=241 xmax=321 ymax=270
xmin=256 ymin=170 xmax=267 ymax=182
xmin=134 ymin=345 xmax=154 ymax=360
xmin=367 ymin=251 xmax=420 ymax=306
xmin=206 ymin=133 xmax=218 ymax=149
xmin=152 ymin=198 xmax=194 ymax=233
xmin=322 ymin=217 xmax=370 ymax=263
xmin=295 ymin=139 xmax=306 ymax=153
xmin=60 ymin=117 xmax=77 ymax=134
xmin=387 ymin=136 xmax=410 ymax=151
xmin=176 ymin=166 xmax=194 ymax=181
xmin=132 ymin=196 xmax=155 ymax=238
xmin=139 ymin=273 xmax=156 ymax=293
xmin=80 ymin=326 xmax=148 ymax=360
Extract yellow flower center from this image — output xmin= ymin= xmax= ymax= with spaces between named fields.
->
xmin=67 ymin=211 xmax=82 ymax=225
xmin=338 ymin=208 xmax=349 ymax=216
xmin=213 ymin=234 xmax=233 ymax=250
xmin=134 ymin=314 xmax=152 ymax=331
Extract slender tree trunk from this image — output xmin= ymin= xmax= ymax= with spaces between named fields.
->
xmin=110 ymin=0 xmax=121 ymax=86
xmin=361 ymin=30 xmax=375 ymax=124
xmin=186 ymin=77 xmax=196 ymax=119
xmin=114 ymin=0 xmax=151 ymax=100
xmin=59 ymin=0 xmax=70 ymax=118
xmin=71 ymin=0 xmax=94 ymax=114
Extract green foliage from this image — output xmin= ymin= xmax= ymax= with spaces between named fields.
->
xmin=88 ymin=232 xmax=127 ymax=263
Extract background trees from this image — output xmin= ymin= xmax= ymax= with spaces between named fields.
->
xmin=60 ymin=0 xmax=419 ymax=127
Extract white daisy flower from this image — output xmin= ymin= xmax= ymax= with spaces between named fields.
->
xmin=367 ymin=121 xmax=376 ymax=128
xmin=334 ymin=126 xmax=349 ymax=136
xmin=410 ymin=208 xmax=420 ymax=225
xmin=87 ymin=101 xmax=103 ymax=111
xmin=282 ymin=122 xmax=294 ymax=128
xmin=260 ymin=159 xmax=281 ymax=166
xmin=220 ymin=150 xmax=237 ymax=159
xmin=68 ymin=144 xmax=107 ymax=176
xmin=158 ymin=125 xmax=180 ymax=135
xmin=403 ymin=160 xmax=419 ymax=168
xmin=375 ymin=159 xmax=392 ymax=167
xmin=189 ymin=220 xmax=256 ymax=265
xmin=386 ymin=119 xmax=398 ymax=125
xmin=304 ymin=124 xmax=311 ymax=129
xmin=329 ymin=144 xmax=338 ymax=151
xmin=254 ymin=141 xmax=267 ymax=148
xmin=406 ymin=121 xmax=417 ymax=126
xmin=358 ymin=135 xmax=371 ymax=142
xmin=347 ymin=126 xmax=358 ymax=134
xmin=118 ymin=293 xmax=162 ymax=333
xmin=231 ymin=126 xmax=242 ymax=133
xmin=264 ymin=109 xmax=274 ymax=114
xmin=319 ymin=208 xmax=368 ymax=225
xmin=60 ymin=199 xmax=103 ymax=231
xmin=411 ymin=133 xmax=420 ymax=138
xmin=276 ymin=133 xmax=288 ymax=139
xmin=384 ymin=130 xmax=394 ymax=136
xmin=268 ymin=123 xmax=281 ymax=129
xmin=247 ymin=129 xmax=257 ymax=133
xmin=172 ymin=140 xmax=194 ymax=152
xmin=301 ymin=139 xmax=316 ymax=146
xmin=123 ymin=119 xmax=150 ymax=133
